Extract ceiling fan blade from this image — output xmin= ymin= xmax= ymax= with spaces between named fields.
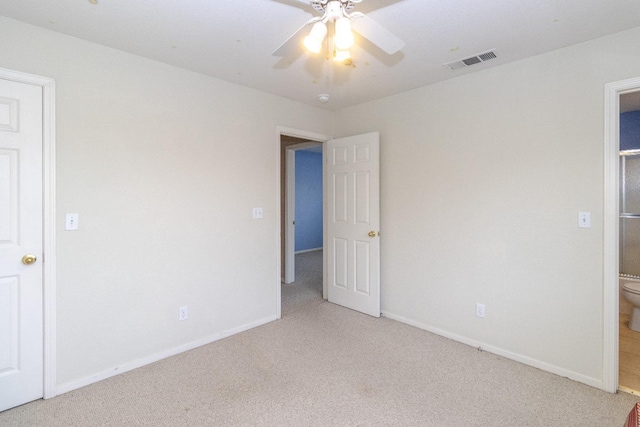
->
xmin=272 ymin=17 xmax=320 ymax=57
xmin=269 ymin=0 xmax=314 ymax=11
xmin=351 ymin=13 xmax=404 ymax=55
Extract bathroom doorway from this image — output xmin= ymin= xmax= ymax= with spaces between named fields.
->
xmin=619 ymin=91 xmax=640 ymax=394
xmin=604 ymin=77 xmax=640 ymax=393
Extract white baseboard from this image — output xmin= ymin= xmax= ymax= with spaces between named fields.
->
xmin=56 ymin=315 xmax=278 ymax=396
xmin=381 ymin=311 xmax=603 ymax=391
xmin=295 ymin=247 xmax=322 ymax=254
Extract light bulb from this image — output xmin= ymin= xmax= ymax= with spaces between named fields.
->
xmin=334 ymin=17 xmax=354 ymax=50
xmin=304 ymin=35 xmax=322 ymax=53
xmin=303 ymin=22 xmax=327 ymax=54
xmin=333 ymin=49 xmax=351 ymax=62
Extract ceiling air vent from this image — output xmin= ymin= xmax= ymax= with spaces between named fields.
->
xmin=444 ymin=50 xmax=498 ymax=70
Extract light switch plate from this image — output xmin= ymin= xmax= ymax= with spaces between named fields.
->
xmin=578 ymin=211 xmax=591 ymax=228
xmin=65 ymin=213 xmax=79 ymax=230
xmin=253 ymin=207 xmax=263 ymax=219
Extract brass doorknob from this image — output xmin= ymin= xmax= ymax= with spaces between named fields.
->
xmin=368 ymin=231 xmax=377 ymax=237
xmin=22 ymin=254 xmax=37 ymax=265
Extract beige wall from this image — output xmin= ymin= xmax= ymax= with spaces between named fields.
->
xmin=332 ymin=26 xmax=640 ymax=387
xmin=0 ymin=16 xmax=332 ymax=389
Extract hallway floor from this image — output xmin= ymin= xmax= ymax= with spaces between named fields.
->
xmin=281 ymin=250 xmax=323 ymax=313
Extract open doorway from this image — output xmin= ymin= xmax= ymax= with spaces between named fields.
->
xmin=275 ymin=128 xmax=382 ymax=319
xmin=617 ymin=90 xmax=640 ymax=394
xmin=604 ymin=77 xmax=640 ymax=393
xmin=277 ymin=128 xmax=330 ymax=319
xmin=281 ymin=139 xmax=323 ymax=284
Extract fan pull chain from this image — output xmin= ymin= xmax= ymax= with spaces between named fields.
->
xmin=326 ymin=21 xmax=332 ymax=61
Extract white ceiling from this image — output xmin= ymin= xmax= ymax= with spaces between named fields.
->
xmin=2 ymin=0 xmax=640 ymax=111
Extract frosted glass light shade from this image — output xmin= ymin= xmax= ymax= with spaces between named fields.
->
xmin=334 ymin=17 xmax=354 ymax=50
xmin=333 ymin=48 xmax=351 ymax=62
xmin=303 ymin=22 xmax=327 ymax=53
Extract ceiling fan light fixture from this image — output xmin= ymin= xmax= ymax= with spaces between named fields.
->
xmin=334 ymin=17 xmax=354 ymax=50
xmin=303 ymin=21 xmax=328 ymax=54
xmin=272 ymin=0 xmax=404 ymax=59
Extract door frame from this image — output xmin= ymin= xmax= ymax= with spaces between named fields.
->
xmin=603 ymin=76 xmax=640 ymax=393
xmin=276 ymin=126 xmax=330 ymax=319
xmin=0 ymin=67 xmax=57 ymax=399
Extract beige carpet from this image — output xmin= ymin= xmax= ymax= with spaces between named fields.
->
xmin=1 ymin=250 xmax=638 ymax=426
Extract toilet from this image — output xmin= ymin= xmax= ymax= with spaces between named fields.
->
xmin=623 ymin=282 xmax=640 ymax=331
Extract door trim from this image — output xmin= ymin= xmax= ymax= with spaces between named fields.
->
xmin=603 ymin=76 xmax=640 ymax=393
xmin=0 ymin=68 xmax=57 ymax=399
xmin=285 ymin=149 xmax=295 ymax=284
xmin=275 ymin=126 xmax=329 ymax=319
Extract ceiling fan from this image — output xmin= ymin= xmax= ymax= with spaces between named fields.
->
xmin=272 ymin=0 xmax=405 ymax=61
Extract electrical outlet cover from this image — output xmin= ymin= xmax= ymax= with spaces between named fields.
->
xmin=476 ymin=303 xmax=486 ymax=318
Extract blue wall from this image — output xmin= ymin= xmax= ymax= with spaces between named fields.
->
xmin=621 ymin=111 xmax=640 ymax=151
xmin=295 ymin=150 xmax=323 ymax=252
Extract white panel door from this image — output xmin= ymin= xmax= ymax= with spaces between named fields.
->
xmin=327 ymin=132 xmax=380 ymax=317
xmin=0 ymin=78 xmax=43 ymax=411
